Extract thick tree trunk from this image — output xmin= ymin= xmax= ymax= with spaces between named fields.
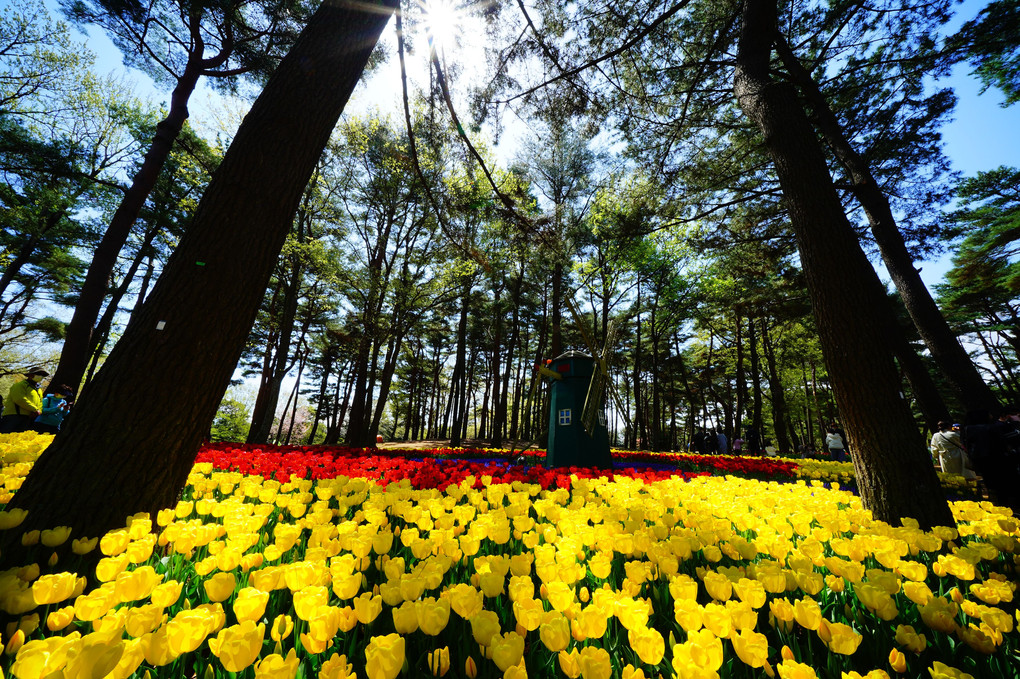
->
xmin=774 ymin=37 xmax=998 ymax=414
xmin=2 ymin=0 xmax=398 ymax=559
xmin=734 ymin=0 xmax=953 ymax=528
xmin=50 ymin=63 xmax=204 ymax=394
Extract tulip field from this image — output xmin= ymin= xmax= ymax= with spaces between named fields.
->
xmin=0 ymin=433 xmax=1016 ymax=679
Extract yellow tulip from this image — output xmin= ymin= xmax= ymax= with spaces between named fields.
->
xmin=100 ymin=529 xmax=131 ymax=556
xmin=32 ymin=572 xmax=78 ymax=605
xmin=731 ymin=628 xmax=769 ymax=668
xmin=165 ymin=609 xmax=216 ymax=655
xmin=203 ymin=572 xmax=237 ymax=604
xmin=125 ymin=603 xmax=167 ymax=638
xmin=150 ymin=580 xmax=184 ymax=608
xmin=364 ymin=634 xmax=405 ymax=679
xmin=471 ymin=610 xmax=502 ymax=646
xmin=513 ymin=596 xmax=544 ymax=632
xmin=621 ymin=665 xmax=647 ymax=679
xmin=428 ymin=647 xmax=451 ymax=677
xmin=539 ymin=613 xmax=571 ymax=652
xmin=449 ymin=583 xmax=485 ymax=618
xmin=72 ymin=536 xmax=99 ymax=554
xmin=629 ymin=625 xmax=665 ymax=665
xmin=414 ymin=596 xmax=450 ymax=635
xmin=9 ymin=634 xmax=72 ymax=677
xmin=208 ymin=620 xmax=265 ymax=672
xmin=491 ymin=631 xmax=525 ymax=672
xmin=316 ymin=651 xmax=354 ymax=679
xmin=918 ymin=597 xmax=959 ymax=634
xmin=465 ymin=656 xmax=479 ymax=679
xmin=233 ymin=587 xmax=270 ymax=624
xmin=351 ymin=592 xmax=382 ymax=625
xmin=889 ymin=647 xmax=907 ymax=673
xmin=927 ymin=661 xmax=975 ymax=679
xmin=255 ymin=644 xmax=301 ymax=676
xmin=271 ymin=614 xmax=294 ymax=642
xmin=293 ymin=586 xmax=329 ymax=621
xmin=392 ymin=601 xmax=419 ymax=634
xmin=141 ymin=626 xmax=177 ymax=667
xmin=702 ymin=601 xmax=734 ymax=638
xmin=578 ymin=646 xmax=612 ymax=679
xmin=62 ymin=629 xmax=126 ymax=678
xmin=818 ymin=619 xmax=863 ymax=655
xmin=40 ymin=526 xmax=72 ymax=547
xmin=0 ymin=508 xmax=29 ymax=530
xmin=115 ymin=566 xmax=163 ymax=603
xmin=703 ymin=572 xmax=733 ymax=601
xmin=777 ymin=659 xmax=818 ymax=679
xmin=793 ymin=597 xmax=822 ymax=631
xmin=674 ymin=598 xmax=704 ymax=632
xmin=46 ymin=605 xmax=75 ymax=632
xmin=559 ymin=649 xmax=582 ymax=679
xmin=733 ymin=578 xmax=767 ymax=608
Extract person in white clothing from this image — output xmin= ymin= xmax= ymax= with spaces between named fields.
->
xmin=930 ymin=420 xmax=972 ymax=476
xmin=825 ymin=427 xmax=846 ymax=462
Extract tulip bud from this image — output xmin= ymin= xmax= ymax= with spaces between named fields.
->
xmin=465 ymin=656 xmax=478 ymax=679
xmin=781 ymin=645 xmax=795 ymax=661
xmin=5 ymin=629 xmax=24 ymax=655
xmin=889 ymin=648 xmax=907 ymax=673
xmin=47 ymin=552 xmax=58 ymax=567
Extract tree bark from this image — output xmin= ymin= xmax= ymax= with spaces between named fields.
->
xmin=734 ymin=0 xmax=953 ymax=528
xmin=774 ymin=36 xmax=998 ymax=415
xmin=761 ymin=320 xmax=791 ymax=454
xmin=50 ymin=62 xmax=204 ymax=394
xmin=2 ymin=0 xmax=398 ymax=559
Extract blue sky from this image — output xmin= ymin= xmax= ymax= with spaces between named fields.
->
xmin=25 ymin=0 xmax=1020 ymax=288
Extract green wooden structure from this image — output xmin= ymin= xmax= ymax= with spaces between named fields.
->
xmin=543 ymin=351 xmax=613 ymax=469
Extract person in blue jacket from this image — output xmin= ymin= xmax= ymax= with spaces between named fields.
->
xmin=33 ymin=384 xmax=73 ymax=434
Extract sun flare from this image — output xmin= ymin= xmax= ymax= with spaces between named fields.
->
xmin=422 ymin=0 xmax=464 ymax=53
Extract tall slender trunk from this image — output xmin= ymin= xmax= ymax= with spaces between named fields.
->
xmin=449 ymin=283 xmax=470 ymax=446
xmin=761 ymin=321 xmax=791 ymax=453
xmin=2 ymin=0 xmax=398 ymax=552
xmin=748 ymin=318 xmax=763 ymax=446
xmin=774 ymin=37 xmax=998 ymax=415
xmin=734 ymin=0 xmax=953 ymax=527
xmin=734 ymin=311 xmax=746 ymax=438
xmin=51 ymin=62 xmax=205 ymax=394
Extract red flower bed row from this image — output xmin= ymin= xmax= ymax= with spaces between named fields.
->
xmin=195 ymin=443 xmax=708 ymax=491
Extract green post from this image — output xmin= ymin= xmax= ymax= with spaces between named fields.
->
xmin=544 ymin=351 xmax=613 ymax=469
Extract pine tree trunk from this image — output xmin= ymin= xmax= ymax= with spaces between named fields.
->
xmin=1 ymin=0 xmax=398 ymax=557
xmin=50 ymin=63 xmax=203 ymax=393
xmin=734 ymin=0 xmax=953 ymax=528
xmin=774 ymin=36 xmax=997 ymax=414
xmin=761 ymin=321 xmax=791 ymax=454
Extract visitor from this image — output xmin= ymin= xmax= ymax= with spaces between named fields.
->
xmin=825 ymin=427 xmax=846 ymax=462
xmin=691 ymin=427 xmax=707 ymax=454
xmin=705 ymin=428 xmax=719 ymax=455
xmin=930 ymin=420 xmax=971 ymax=475
xmin=716 ymin=429 xmax=729 ymax=455
xmin=732 ymin=436 xmax=744 ymax=454
xmin=34 ymin=385 xmax=73 ymax=434
xmin=745 ymin=426 xmax=761 ymax=454
xmin=963 ymin=409 xmax=1020 ymax=512
xmin=0 ymin=368 xmax=48 ymax=433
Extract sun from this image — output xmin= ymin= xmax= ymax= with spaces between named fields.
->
xmin=422 ymin=0 xmax=464 ymax=54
